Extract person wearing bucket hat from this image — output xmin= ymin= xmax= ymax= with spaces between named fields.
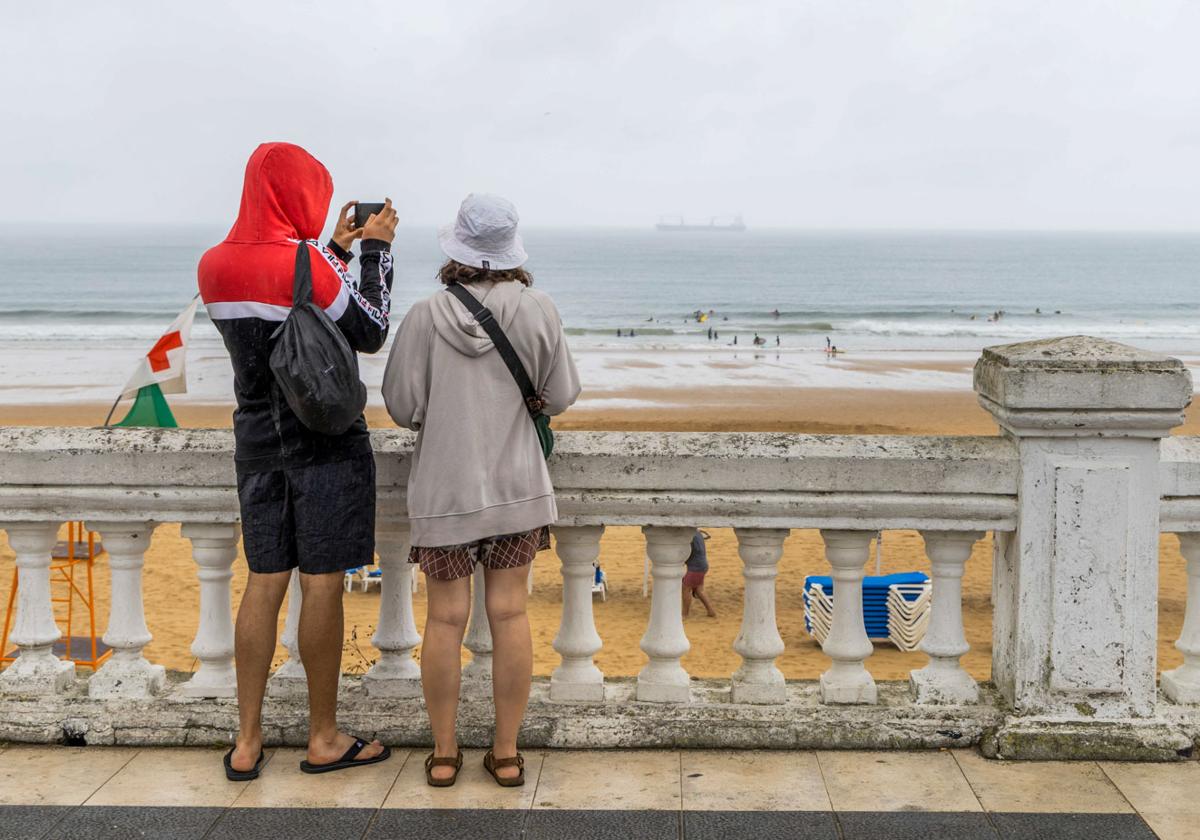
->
xmin=383 ymin=193 xmax=580 ymax=787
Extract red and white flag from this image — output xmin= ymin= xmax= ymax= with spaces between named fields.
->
xmin=120 ymin=298 xmax=199 ymax=398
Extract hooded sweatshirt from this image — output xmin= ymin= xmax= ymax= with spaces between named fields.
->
xmin=383 ymin=280 xmax=581 ymax=547
xmin=197 ymin=142 xmax=394 ymax=474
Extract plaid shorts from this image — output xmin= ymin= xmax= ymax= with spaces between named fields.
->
xmin=409 ymin=527 xmax=550 ymax=581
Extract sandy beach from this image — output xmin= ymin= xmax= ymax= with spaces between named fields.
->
xmin=0 ymin=386 xmax=1192 ymax=682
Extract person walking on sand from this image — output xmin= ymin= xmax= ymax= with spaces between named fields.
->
xmin=198 ymin=142 xmax=397 ymax=781
xmin=383 ymin=193 xmax=580 ymax=788
xmin=682 ymin=529 xmax=716 ymax=617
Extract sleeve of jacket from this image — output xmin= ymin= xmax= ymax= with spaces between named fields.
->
xmin=382 ymin=299 xmax=433 ymax=431
xmin=309 ymin=239 xmax=394 ymax=354
xmin=536 ymin=297 xmax=582 ymax=417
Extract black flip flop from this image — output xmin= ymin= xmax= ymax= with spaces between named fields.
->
xmin=299 ymin=738 xmax=391 ymax=775
xmin=224 ymin=748 xmax=266 ymax=782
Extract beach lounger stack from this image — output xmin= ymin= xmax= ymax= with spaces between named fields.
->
xmin=803 ymin=572 xmax=930 ymax=650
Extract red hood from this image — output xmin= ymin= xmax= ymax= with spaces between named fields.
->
xmin=225 ymin=142 xmax=333 ymax=243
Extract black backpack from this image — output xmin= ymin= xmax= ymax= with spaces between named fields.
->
xmin=268 ymin=241 xmax=367 ymax=436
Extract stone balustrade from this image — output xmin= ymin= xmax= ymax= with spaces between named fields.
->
xmin=1 ymin=335 xmax=1200 ymax=760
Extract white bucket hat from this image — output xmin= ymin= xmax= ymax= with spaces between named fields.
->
xmin=438 ymin=193 xmax=528 ymax=270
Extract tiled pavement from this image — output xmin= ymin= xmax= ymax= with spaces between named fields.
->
xmin=0 ymin=744 xmax=1195 ymax=839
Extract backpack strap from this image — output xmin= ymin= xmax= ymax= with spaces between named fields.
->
xmin=292 ymin=240 xmax=314 ymax=306
xmin=444 ymin=283 xmax=545 ymax=416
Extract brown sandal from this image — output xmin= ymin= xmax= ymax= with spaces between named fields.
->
xmin=424 ymin=750 xmax=464 ymax=787
xmin=483 ymin=749 xmax=525 ymax=787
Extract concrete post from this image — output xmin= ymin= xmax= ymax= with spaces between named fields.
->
xmin=365 ymin=525 xmax=422 ymax=698
xmin=550 ymin=525 xmax=606 ymax=701
xmin=180 ymin=523 xmax=239 ymax=698
xmin=975 ymin=336 xmax=1193 ymax=758
xmin=86 ymin=521 xmax=164 ymax=700
xmin=731 ymin=528 xmax=789 ymax=704
xmin=818 ymin=530 xmax=878 ymax=704
xmin=910 ymin=530 xmax=982 ymax=704
xmin=266 ymin=570 xmax=307 ymax=698
xmin=461 ymin=564 xmax=493 ymax=698
xmin=1163 ymin=533 xmax=1200 ymax=704
xmin=637 ymin=526 xmax=694 ymax=702
xmin=0 ymin=522 xmax=74 ymax=695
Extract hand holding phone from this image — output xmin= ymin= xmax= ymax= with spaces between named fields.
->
xmin=355 ymin=202 xmax=387 ymax=231
xmin=359 ymin=198 xmax=398 ymax=244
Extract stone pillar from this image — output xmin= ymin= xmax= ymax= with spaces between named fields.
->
xmin=461 ymin=564 xmax=492 ymax=698
xmin=86 ymin=521 xmax=164 ymax=699
xmin=975 ymin=337 xmax=1192 ymax=757
xmin=818 ymin=529 xmax=877 ymax=704
xmin=731 ymin=528 xmax=788 ymax=704
xmin=551 ymin=525 xmax=605 ymax=701
xmin=0 ymin=522 xmax=75 ymax=695
xmin=266 ymin=570 xmax=307 ymax=698
xmin=364 ymin=525 xmax=422 ymax=698
xmin=1163 ymin=533 xmax=1200 ymax=704
xmin=637 ymin=526 xmax=693 ymax=702
xmin=180 ymin=523 xmax=239 ymax=698
xmin=910 ymin=530 xmax=982 ymax=704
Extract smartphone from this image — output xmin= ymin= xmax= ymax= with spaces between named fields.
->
xmin=354 ymin=202 xmax=386 ymax=230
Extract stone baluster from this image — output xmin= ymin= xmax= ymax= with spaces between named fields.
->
xmin=0 ymin=522 xmax=74 ymax=695
xmin=637 ymin=526 xmax=694 ymax=702
xmin=86 ymin=521 xmax=164 ymax=699
xmin=266 ymin=570 xmax=307 ymax=698
xmin=910 ymin=530 xmax=983 ymax=704
xmin=731 ymin=528 xmax=789 ymax=704
xmin=818 ymin=529 xmax=877 ymax=704
xmin=364 ymin=525 xmax=422 ymax=698
xmin=461 ymin=563 xmax=492 ymax=697
xmin=551 ymin=525 xmax=605 ymax=701
xmin=180 ymin=523 xmax=239 ymax=698
xmin=1163 ymin=533 xmax=1200 ymax=704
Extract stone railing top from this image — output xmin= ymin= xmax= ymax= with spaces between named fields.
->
xmin=974 ymin=335 xmax=1192 ymax=435
xmin=0 ymin=426 xmax=1019 ymax=531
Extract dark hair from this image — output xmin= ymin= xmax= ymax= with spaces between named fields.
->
xmin=438 ymin=259 xmax=533 ymax=287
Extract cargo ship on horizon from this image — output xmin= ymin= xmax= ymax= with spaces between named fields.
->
xmin=656 ymin=214 xmax=746 ymax=232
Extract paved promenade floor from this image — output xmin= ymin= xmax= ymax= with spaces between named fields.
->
xmin=0 ymin=744 xmax=1194 ymax=839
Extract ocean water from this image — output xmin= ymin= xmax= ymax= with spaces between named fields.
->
xmin=1 ymin=227 xmax=1198 ymax=404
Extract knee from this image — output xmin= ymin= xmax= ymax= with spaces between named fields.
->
xmin=485 ymin=596 xmax=527 ymax=626
xmin=428 ymin=601 xmax=470 ymax=633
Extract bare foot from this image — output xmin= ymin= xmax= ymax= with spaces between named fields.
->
xmin=230 ymin=734 xmax=263 ymax=773
xmin=706 ymin=610 xmax=718 ymax=618
xmin=307 ymin=731 xmax=385 ymax=766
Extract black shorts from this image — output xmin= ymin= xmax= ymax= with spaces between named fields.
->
xmin=237 ymin=453 xmax=376 ymax=575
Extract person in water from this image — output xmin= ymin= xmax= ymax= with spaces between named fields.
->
xmin=198 ymin=142 xmax=396 ymax=780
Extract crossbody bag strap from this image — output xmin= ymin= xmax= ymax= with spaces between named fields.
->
xmin=445 ymin=283 xmax=545 ymax=416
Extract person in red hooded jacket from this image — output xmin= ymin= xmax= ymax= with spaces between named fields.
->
xmin=198 ymin=142 xmax=396 ymax=779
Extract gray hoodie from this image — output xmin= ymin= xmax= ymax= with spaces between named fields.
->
xmin=382 ymin=280 xmax=581 ymax=547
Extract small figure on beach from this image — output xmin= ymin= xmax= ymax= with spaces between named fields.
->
xmin=775 ymin=335 xmax=780 ymax=346
xmin=825 ymin=336 xmax=831 ymax=350
xmin=616 ymin=329 xmax=622 ymax=337
xmin=752 ymin=333 xmax=766 ymax=347
xmin=732 ymin=335 xmax=738 ymax=345
xmin=682 ymin=529 xmax=716 ymax=618
xmin=772 ymin=308 xmax=780 ymax=318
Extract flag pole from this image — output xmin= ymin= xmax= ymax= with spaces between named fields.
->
xmin=102 ymin=392 xmax=124 ymax=427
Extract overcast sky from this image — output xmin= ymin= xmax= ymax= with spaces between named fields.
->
xmin=4 ymin=0 xmax=1199 ymax=230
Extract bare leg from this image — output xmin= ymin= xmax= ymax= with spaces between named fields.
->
xmin=422 ymin=574 xmax=471 ymax=781
xmin=682 ymin=586 xmax=693 ymax=618
xmin=231 ymin=570 xmax=291 ymax=772
xmin=695 ymin=585 xmax=717 ymax=617
xmin=485 ymin=564 xmax=533 ymax=780
xmin=298 ymin=571 xmax=384 ymax=765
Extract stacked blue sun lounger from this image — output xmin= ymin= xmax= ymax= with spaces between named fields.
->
xmin=803 ymin=571 xmax=930 ymax=642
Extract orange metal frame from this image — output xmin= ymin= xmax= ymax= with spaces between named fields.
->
xmin=1 ymin=522 xmax=111 ymax=670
